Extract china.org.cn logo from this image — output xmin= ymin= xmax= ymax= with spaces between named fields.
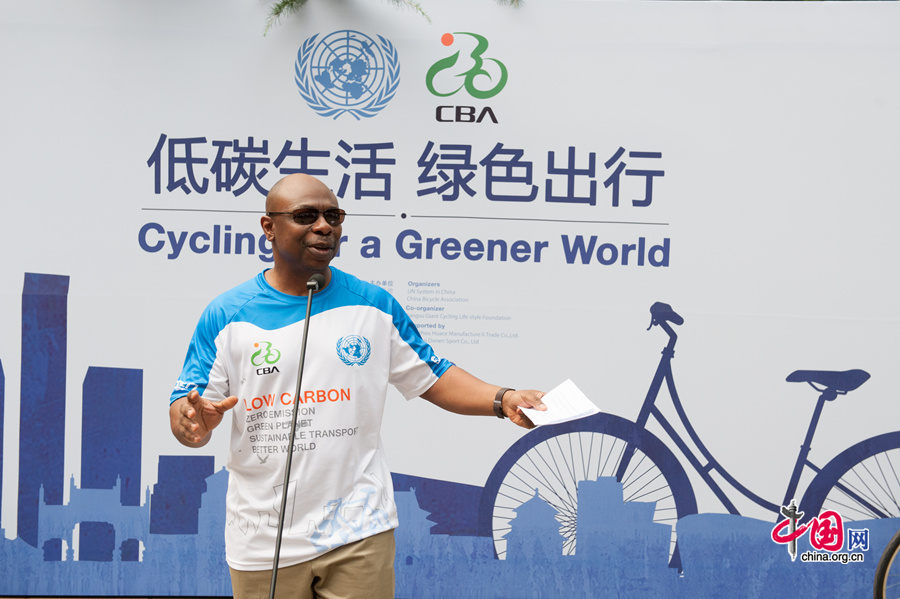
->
xmin=294 ymin=30 xmax=400 ymax=120
xmin=251 ymin=341 xmax=281 ymax=375
xmin=771 ymin=501 xmax=868 ymax=564
xmin=426 ymin=32 xmax=506 ymax=124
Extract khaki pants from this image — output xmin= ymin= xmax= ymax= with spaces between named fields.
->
xmin=229 ymin=529 xmax=395 ymax=599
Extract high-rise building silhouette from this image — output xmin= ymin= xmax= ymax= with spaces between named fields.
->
xmin=81 ymin=366 xmax=143 ymax=506
xmin=17 ymin=273 xmax=69 ymax=549
xmin=79 ymin=366 xmax=144 ymax=559
xmin=150 ymin=455 xmax=215 ymax=534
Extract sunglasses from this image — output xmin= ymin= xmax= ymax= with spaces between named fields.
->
xmin=266 ymin=208 xmax=346 ymax=226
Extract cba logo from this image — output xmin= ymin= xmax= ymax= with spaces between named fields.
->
xmin=251 ymin=341 xmax=281 ymax=375
xmin=294 ymin=30 xmax=400 ymax=120
xmin=426 ymin=32 xmax=505 ymax=124
xmin=336 ymin=335 xmax=372 ymax=366
xmin=426 ymin=32 xmax=508 ymax=99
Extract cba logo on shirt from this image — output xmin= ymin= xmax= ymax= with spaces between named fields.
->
xmin=251 ymin=341 xmax=281 ymax=375
xmin=336 ymin=335 xmax=371 ymax=366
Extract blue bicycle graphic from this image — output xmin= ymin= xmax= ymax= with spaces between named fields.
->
xmin=478 ymin=302 xmax=900 ymax=570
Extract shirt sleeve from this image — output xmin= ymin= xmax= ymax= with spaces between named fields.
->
xmin=386 ymin=297 xmax=453 ymax=399
xmin=169 ymin=303 xmax=231 ymax=404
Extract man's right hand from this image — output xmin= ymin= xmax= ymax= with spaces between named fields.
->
xmin=169 ymin=390 xmax=238 ymax=447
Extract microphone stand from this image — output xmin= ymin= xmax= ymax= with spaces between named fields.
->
xmin=268 ymin=274 xmax=323 ymax=599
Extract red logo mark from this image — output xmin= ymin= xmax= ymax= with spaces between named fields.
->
xmin=771 ymin=509 xmax=844 ymax=552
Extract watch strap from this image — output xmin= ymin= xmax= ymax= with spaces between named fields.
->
xmin=493 ymin=387 xmax=514 ymax=418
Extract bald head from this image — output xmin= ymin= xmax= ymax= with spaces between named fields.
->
xmin=266 ymin=174 xmax=338 ymax=213
xmin=260 ymin=173 xmax=342 ymax=294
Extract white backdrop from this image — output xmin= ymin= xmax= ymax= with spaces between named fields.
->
xmin=1 ymin=0 xmax=898 ymax=540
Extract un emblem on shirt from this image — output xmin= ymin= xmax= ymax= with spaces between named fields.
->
xmin=336 ymin=335 xmax=372 ymax=366
xmin=294 ymin=30 xmax=400 ymax=120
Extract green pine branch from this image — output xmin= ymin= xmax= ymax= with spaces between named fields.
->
xmin=265 ymin=0 xmax=309 ymax=34
xmin=266 ymin=0 xmax=521 ymax=34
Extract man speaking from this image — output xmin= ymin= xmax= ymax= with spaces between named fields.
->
xmin=168 ymin=173 xmax=545 ymax=599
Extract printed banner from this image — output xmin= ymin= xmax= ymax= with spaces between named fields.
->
xmin=1 ymin=0 xmax=898 ymax=596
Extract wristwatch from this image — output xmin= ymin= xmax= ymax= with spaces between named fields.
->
xmin=494 ymin=387 xmax=514 ymax=419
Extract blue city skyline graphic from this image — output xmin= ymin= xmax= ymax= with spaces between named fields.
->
xmin=0 ymin=272 xmax=893 ymax=597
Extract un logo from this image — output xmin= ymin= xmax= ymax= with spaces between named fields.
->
xmin=336 ymin=335 xmax=372 ymax=366
xmin=295 ymin=30 xmax=400 ymax=120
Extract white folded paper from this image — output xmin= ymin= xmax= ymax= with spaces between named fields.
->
xmin=520 ymin=379 xmax=599 ymax=426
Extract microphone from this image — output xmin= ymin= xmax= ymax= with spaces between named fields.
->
xmin=269 ymin=273 xmax=324 ymax=599
xmin=307 ymin=273 xmax=326 ymax=291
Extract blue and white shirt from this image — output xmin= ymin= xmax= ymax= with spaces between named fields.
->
xmin=171 ymin=267 xmax=452 ymax=570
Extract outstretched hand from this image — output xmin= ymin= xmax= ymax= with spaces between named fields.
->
xmin=170 ymin=389 xmax=238 ymax=447
xmin=502 ymin=389 xmax=546 ymax=429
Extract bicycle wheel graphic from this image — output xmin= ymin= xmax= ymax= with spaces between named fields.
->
xmin=874 ymin=528 xmax=900 ymax=599
xmin=800 ymin=431 xmax=900 ymax=520
xmin=477 ymin=413 xmax=697 ymax=569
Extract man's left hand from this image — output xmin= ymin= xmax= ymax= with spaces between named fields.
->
xmin=501 ymin=389 xmax=546 ymax=429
